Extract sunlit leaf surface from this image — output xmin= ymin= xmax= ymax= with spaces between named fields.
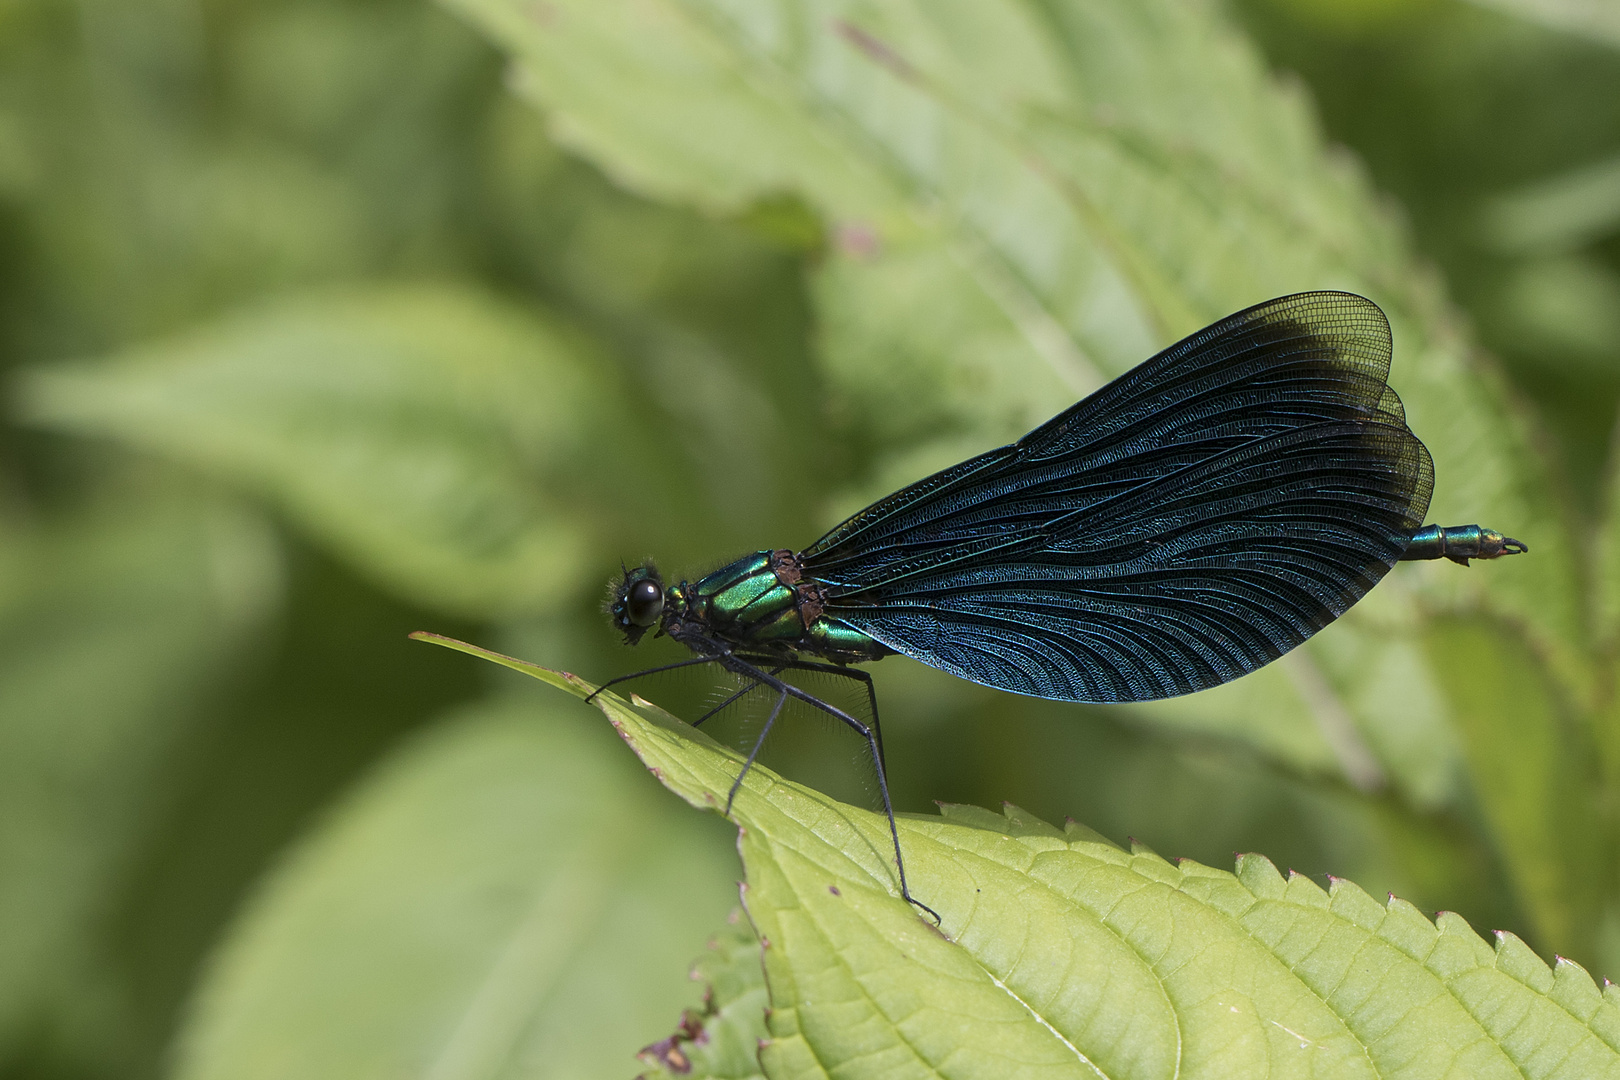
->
xmin=439 ymin=640 xmax=1620 ymax=1080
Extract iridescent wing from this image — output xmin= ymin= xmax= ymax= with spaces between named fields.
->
xmin=802 ymin=292 xmax=1434 ymax=703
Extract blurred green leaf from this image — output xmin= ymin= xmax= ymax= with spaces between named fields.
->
xmin=170 ymin=694 xmax=739 ymax=1080
xmin=1484 ymin=153 xmax=1620 ymax=254
xmin=0 ymin=0 xmax=502 ymax=354
xmin=1464 ymin=0 xmax=1620 ymax=49
xmin=444 ymin=0 xmax=1577 ymax=806
xmin=439 ymin=637 xmax=1620 ymax=1078
xmin=0 ymin=489 xmax=280 ymax=1068
xmin=1306 ymin=586 xmax=1471 ymax=807
xmin=477 ymin=94 xmax=841 ymax=558
xmin=636 ymin=913 xmax=768 ymax=1080
xmin=1424 ymin=616 xmax=1604 ymax=962
xmin=1488 ymin=253 xmax=1620 ymax=373
xmin=15 ymin=284 xmax=614 ymax=619
xmin=1598 ymin=425 xmax=1620 ymax=641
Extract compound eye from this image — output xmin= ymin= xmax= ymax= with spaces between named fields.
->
xmin=626 ymin=578 xmax=664 ymax=626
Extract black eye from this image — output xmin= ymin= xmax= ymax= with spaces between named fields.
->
xmin=626 ymin=579 xmax=663 ymax=626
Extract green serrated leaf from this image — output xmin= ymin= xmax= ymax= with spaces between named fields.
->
xmin=420 ymin=636 xmax=1620 ymax=1079
xmin=442 ymin=0 xmax=1580 ymax=809
xmin=170 ymin=695 xmax=740 ymax=1080
xmin=14 ymin=284 xmax=610 ymax=619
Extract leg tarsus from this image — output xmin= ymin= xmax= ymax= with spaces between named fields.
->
xmin=859 ymin=719 xmax=940 ymax=924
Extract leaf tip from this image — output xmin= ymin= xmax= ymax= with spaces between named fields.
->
xmin=1002 ymin=802 xmax=1064 ymax=838
xmin=1284 ymin=870 xmax=1330 ymax=907
xmin=405 ymin=631 xmax=591 ymax=695
xmin=1325 ymin=875 xmax=1384 ymax=929
xmin=1492 ymin=928 xmax=1555 ymax=988
xmin=1061 ymin=817 xmax=1120 ymax=849
xmin=1234 ymin=852 xmax=1286 ymax=897
xmin=1434 ymin=910 xmax=1473 ymax=935
xmin=1547 ymin=955 xmax=1609 ymax=1013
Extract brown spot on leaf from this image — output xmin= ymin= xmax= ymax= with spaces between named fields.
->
xmin=637 ymin=1009 xmax=707 ymax=1074
xmin=639 ymin=1040 xmax=690 ymax=1073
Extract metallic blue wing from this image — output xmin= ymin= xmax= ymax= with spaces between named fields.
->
xmin=801 ymin=292 xmax=1434 ymax=703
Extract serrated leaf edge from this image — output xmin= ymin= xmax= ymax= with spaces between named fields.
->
xmin=415 ymin=635 xmax=1620 ymax=1074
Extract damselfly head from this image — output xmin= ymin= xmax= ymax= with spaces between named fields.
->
xmin=608 ymin=564 xmax=665 ymax=645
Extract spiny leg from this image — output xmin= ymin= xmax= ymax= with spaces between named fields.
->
xmin=768 ymin=659 xmax=888 ymax=776
xmin=724 ymin=685 xmax=790 ymax=815
xmin=585 ymin=654 xmax=723 ymax=704
xmin=692 ymin=663 xmax=788 ymax=728
xmin=720 ymin=654 xmax=940 ymax=924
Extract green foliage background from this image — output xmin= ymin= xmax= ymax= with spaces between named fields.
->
xmin=0 ymin=0 xmax=1617 ymax=1076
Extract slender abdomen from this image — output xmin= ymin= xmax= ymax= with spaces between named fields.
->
xmin=1401 ymin=524 xmax=1527 ymax=566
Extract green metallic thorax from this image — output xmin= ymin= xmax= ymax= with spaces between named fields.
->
xmin=664 ymin=550 xmax=889 ymax=664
